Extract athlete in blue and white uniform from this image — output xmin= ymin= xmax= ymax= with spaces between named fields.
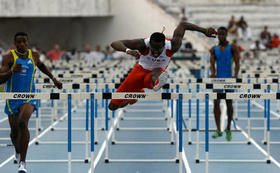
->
xmin=210 ymin=27 xmax=240 ymax=141
xmin=0 ymin=32 xmax=62 ymax=173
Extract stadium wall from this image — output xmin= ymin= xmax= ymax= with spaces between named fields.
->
xmin=0 ymin=0 xmax=207 ymax=51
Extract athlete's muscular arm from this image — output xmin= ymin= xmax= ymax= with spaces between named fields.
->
xmin=171 ymin=22 xmax=217 ymax=53
xmin=0 ymin=54 xmax=22 ymax=84
xmin=111 ymin=39 xmax=146 ymax=58
xmin=231 ymin=44 xmax=240 ymax=78
xmin=33 ymin=52 xmax=62 ymax=89
xmin=209 ymin=47 xmax=216 ymax=78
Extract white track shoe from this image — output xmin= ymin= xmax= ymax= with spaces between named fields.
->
xmin=153 ymin=71 xmax=168 ymax=92
xmin=18 ymin=161 xmax=27 ymax=173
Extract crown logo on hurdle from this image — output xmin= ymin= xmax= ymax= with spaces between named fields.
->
xmin=239 ymin=94 xmax=261 ymax=99
xmin=13 ymin=93 xmax=35 ymax=99
xmin=224 ymin=85 xmax=241 ymax=89
xmin=124 ymin=94 xmax=146 ymax=99
xmin=42 ymin=85 xmax=56 ymax=89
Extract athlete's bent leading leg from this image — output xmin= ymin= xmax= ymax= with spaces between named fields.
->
xmin=109 ymin=65 xmax=146 ymax=111
xmin=151 ymin=68 xmax=168 ymax=91
xmin=108 ymin=101 xmax=129 ymax=111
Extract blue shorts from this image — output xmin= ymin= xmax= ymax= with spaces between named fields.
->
xmin=5 ymin=100 xmax=38 ymax=115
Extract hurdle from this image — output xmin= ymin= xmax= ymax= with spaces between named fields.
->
xmin=1 ymin=90 xmax=277 ymax=173
xmin=99 ymin=92 xmax=187 ymax=173
xmin=164 ymin=82 xmax=278 ymax=147
xmin=0 ymin=92 xmax=95 ymax=173
xmin=193 ymin=92 xmax=275 ymax=173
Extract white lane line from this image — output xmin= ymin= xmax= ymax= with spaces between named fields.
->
xmin=171 ymin=106 xmax=191 ymax=173
xmin=0 ymin=105 xmax=78 ymax=168
xmin=252 ymin=101 xmax=280 ymax=118
xmin=237 ymin=125 xmax=280 ymax=168
xmin=0 ymin=117 xmax=8 ymax=123
xmin=88 ymin=109 xmax=122 ymax=173
xmin=182 ymin=149 xmax=192 ymax=173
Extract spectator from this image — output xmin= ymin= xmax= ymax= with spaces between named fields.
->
xmin=104 ymin=45 xmax=114 ymax=60
xmin=47 ymin=44 xmax=64 ymax=61
xmin=237 ymin=16 xmax=252 ymax=41
xmin=112 ymin=51 xmax=127 ymax=60
xmin=180 ymin=42 xmax=197 ymax=58
xmin=250 ymin=40 xmax=266 ymax=58
xmin=91 ymin=45 xmax=105 ymax=62
xmin=260 ymin=26 xmax=271 ymax=45
xmin=36 ymin=47 xmax=47 ymax=61
xmin=39 ymin=51 xmax=47 ymax=62
xmin=233 ymin=39 xmax=244 ymax=52
xmin=80 ymin=44 xmax=96 ymax=62
xmin=228 ymin=15 xmax=238 ymax=36
xmin=266 ymin=34 xmax=280 ymax=48
xmin=64 ymin=48 xmax=79 ymax=61
xmin=250 ymin=40 xmax=266 ymax=51
xmin=179 ymin=8 xmax=189 ymax=22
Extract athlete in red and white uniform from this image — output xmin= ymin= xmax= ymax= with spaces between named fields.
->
xmin=109 ymin=22 xmax=217 ymax=111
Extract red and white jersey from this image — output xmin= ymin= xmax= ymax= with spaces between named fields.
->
xmin=138 ymin=38 xmax=173 ymax=71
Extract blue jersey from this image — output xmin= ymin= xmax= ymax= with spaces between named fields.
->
xmin=214 ymin=44 xmax=233 ymax=78
xmin=5 ymin=49 xmax=37 ymax=115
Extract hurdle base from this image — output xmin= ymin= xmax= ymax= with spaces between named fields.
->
xmin=84 ymin=159 xmax=89 ymax=163
xmin=113 ymin=141 xmax=172 ymax=145
xmin=247 ymin=141 xmax=251 ymax=145
xmin=112 ymin=141 xmax=115 ymax=145
xmin=117 ymin=127 xmax=168 ymax=131
xmin=195 ymin=159 xmax=200 ymax=163
xmin=106 ymin=159 xmax=176 ymax=163
xmin=95 ymin=141 xmax=98 ymax=145
xmin=176 ymin=159 xmax=179 ymax=163
xmin=14 ymin=160 xmax=18 ymax=164
xmin=188 ymin=141 xmax=192 ymax=145
xmin=267 ymin=160 xmax=271 ymax=164
xmin=199 ymin=159 xmax=268 ymax=163
xmin=35 ymin=141 xmax=39 ymax=145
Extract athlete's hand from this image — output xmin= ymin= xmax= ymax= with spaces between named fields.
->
xmin=52 ymin=78 xmax=63 ymax=89
xmin=11 ymin=63 xmax=22 ymax=73
xmin=205 ymin=27 xmax=217 ymax=38
xmin=126 ymin=49 xmax=140 ymax=59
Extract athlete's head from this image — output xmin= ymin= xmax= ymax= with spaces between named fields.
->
xmin=217 ymin=27 xmax=228 ymax=43
xmin=14 ymin=32 xmax=28 ymax=53
xmin=150 ymin=32 xmax=165 ymax=58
